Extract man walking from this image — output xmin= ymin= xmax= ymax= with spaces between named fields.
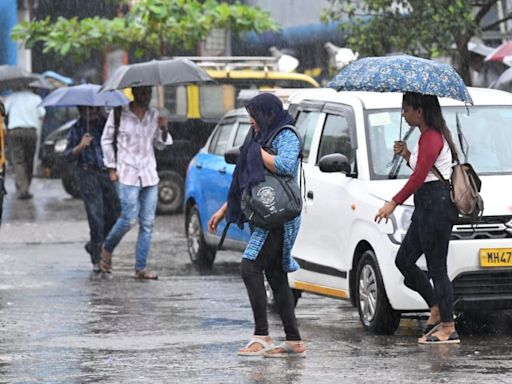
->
xmin=64 ymin=106 xmax=120 ymax=272
xmin=4 ymin=87 xmax=46 ymax=199
xmin=100 ymin=86 xmax=172 ymax=279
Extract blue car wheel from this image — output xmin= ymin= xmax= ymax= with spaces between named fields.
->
xmin=186 ymin=206 xmax=216 ymax=267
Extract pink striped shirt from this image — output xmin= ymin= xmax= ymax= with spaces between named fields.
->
xmin=101 ymin=106 xmax=172 ymax=187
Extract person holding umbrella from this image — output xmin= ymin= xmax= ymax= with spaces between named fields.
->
xmin=100 ymin=86 xmax=172 ymax=279
xmin=374 ymin=92 xmax=460 ymax=344
xmin=41 ymin=83 xmax=129 ymax=272
xmin=64 ymin=106 xmax=121 ymax=273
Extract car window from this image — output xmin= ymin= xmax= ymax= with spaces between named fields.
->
xmin=233 ymin=122 xmax=251 ymax=147
xmin=209 ymin=123 xmax=234 ymax=155
xmin=199 ymin=85 xmax=235 ymax=119
xmin=295 ymin=111 xmax=321 ymax=160
xmin=317 ymin=114 xmax=356 ymax=171
xmin=163 ymin=85 xmax=187 ymax=118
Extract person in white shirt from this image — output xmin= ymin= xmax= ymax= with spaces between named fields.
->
xmin=4 ymin=87 xmax=46 ymax=200
xmin=100 ymin=86 xmax=172 ymax=279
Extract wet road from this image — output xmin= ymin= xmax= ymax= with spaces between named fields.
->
xmin=0 ymin=178 xmax=511 ymax=383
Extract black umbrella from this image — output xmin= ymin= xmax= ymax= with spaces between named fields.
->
xmin=100 ymin=59 xmax=213 ymax=91
xmin=0 ymin=65 xmax=38 ymax=91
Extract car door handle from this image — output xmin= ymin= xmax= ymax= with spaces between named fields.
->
xmin=195 ymin=164 xmax=203 ymax=169
xmin=307 ymin=190 xmax=314 ymax=199
xmin=218 ymin=167 xmax=226 ymax=174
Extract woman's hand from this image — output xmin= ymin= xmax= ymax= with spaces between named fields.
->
xmin=108 ymin=168 xmax=118 ymax=182
xmin=208 ymin=203 xmax=227 ymax=233
xmin=374 ymin=201 xmax=397 ymax=224
xmin=393 ymin=140 xmax=410 ymax=161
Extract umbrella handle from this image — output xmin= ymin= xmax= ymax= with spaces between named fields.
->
xmin=0 ymin=114 xmax=5 ymax=170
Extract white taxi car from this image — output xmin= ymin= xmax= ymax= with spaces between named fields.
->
xmin=287 ymin=87 xmax=512 ymax=334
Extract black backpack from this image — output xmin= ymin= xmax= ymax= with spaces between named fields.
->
xmin=241 ymin=125 xmax=303 ymax=229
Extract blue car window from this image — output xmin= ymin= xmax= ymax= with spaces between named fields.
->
xmin=233 ymin=122 xmax=251 ymax=147
xmin=211 ymin=123 xmax=234 ymax=155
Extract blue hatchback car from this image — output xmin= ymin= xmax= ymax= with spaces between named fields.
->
xmin=184 ymin=108 xmax=252 ymax=266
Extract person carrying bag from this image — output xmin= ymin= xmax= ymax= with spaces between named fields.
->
xmin=208 ymin=93 xmax=306 ymax=357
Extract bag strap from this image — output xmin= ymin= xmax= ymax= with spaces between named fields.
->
xmin=217 ymin=222 xmax=230 ymax=251
xmin=431 ymin=165 xmax=451 ymax=189
xmin=264 ymin=124 xmax=304 ymax=159
xmin=264 ymin=124 xmax=306 ymax=200
xmin=112 ymin=106 xmax=122 ymax=161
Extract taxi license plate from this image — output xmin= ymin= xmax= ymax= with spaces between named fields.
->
xmin=480 ymin=248 xmax=512 ymax=268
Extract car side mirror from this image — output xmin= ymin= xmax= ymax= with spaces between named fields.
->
xmin=319 ymin=153 xmax=351 ymax=174
xmin=224 ymin=147 xmax=240 ymax=164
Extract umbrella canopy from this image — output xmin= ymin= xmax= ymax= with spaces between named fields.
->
xmin=40 ymin=84 xmax=129 ymax=108
xmin=484 ymin=41 xmax=512 ymax=66
xmin=28 ymin=75 xmax=56 ymax=91
xmin=101 ymin=59 xmax=213 ymax=91
xmin=489 ymin=66 xmax=512 ymax=91
xmin=0 ymin=65 xmax=38 ymax=91
xmin=328 ymin=55 xmax=473 ymax=104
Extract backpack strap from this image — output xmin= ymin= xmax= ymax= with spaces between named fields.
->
xmin=112 ymin=106 xmax=122 ymax=161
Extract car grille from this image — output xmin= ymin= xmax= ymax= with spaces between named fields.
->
xmin=453 ymin=270 xmax=512 ymax=298
xmin=450 ymin=216 xmax=512 ymax=240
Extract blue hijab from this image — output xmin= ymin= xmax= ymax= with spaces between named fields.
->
xmin=226 ymin=93 xmax=295 ymax=228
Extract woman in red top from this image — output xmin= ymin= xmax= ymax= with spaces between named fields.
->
xmin=375 ymin=92 xmax=460 ymax=344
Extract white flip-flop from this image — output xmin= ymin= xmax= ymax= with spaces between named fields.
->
xmin=263 ymin=342 xmax=306 ymax=358
xmin=237 ymin=337 xmax=274 ymax=356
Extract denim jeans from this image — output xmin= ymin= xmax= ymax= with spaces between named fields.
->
xmin=241 ymin=226 xmax=301 ymax=341
xmin=77 ymin=166 xmax=120 ymax=264
xmin=395 ymin=181 xmax=458 ymax=323
xmin=104 ymin=182 xmax=158 ymax=271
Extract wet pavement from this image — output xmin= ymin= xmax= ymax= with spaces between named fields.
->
xmin=0 ymin=178 xmax=511 ymax=383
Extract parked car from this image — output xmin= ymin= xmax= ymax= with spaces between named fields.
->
xmin=186 ymin=86 xmax=512 ymax=334
xmin=184 ymin=108 xmax=252 ymax=267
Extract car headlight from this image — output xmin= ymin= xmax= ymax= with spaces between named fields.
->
xmin=54 ymin=138 xmax=68 ymax=153
xmin=388 ymin=204 xmax=414 ymax=244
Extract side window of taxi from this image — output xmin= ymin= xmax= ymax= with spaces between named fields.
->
xmin=209 ymin=122 xmax=234 ymax=155
xmin=317 ymin=114 xmax=356 ymax=172
xmin=294 ymin=111 xmax=321 ymax=160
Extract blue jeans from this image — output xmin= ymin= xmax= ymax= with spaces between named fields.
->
xmin=104 ymin=183 xmax=158 ymax=271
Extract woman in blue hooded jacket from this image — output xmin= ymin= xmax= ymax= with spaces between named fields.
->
xmin=208 ymin=93 xmax=305 ymax=358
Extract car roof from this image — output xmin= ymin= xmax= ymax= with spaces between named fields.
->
xmin=288 ymin=87 xmax=512 ymax=109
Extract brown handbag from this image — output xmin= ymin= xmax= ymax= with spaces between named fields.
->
xmin=432 ymin=161 xmax=484 ymax=218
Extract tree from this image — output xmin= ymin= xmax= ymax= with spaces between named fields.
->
xmin=322 ymin=0 xmax=512 ymax=84
xmin=11 ymin=0 xmax=277 ymax=60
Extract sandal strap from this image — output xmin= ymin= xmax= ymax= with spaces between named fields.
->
xmin=245 ymin=337 xmax=271 ymax=349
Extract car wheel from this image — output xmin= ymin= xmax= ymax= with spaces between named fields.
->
xmin=186 ymin=206 xmax=216 ymax=267
xmin=61 ymin=164 xmax=81 ymax=199
xmin=157 ymin=170 xmax=184 ymax=215
xmin=356 ymin=250 xmax=401 ymax=334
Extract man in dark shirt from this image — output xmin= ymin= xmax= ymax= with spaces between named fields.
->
xmin=64 ymin=106 xmax=120 ymax=272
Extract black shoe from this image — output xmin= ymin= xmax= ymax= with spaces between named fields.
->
xmin=84 ymin=241 xmax=93 ymax=255
xmin=17 ymin=192 xmax=33 ymax=200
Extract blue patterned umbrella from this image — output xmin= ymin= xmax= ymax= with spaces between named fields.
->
xmin=328 ymin=55 xmax=473 ymax=104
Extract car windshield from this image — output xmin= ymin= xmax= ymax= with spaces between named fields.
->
xmin=366 ymin=106 xmax=512 ymax=179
